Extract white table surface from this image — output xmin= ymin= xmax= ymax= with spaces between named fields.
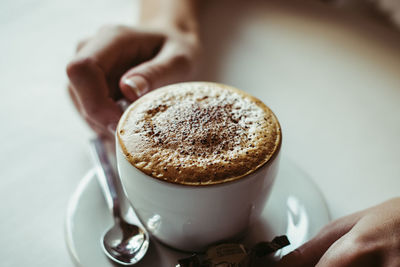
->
xmin=1 ymin=0 xmax=399 ymax=266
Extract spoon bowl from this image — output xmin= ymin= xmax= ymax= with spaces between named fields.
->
xmin=102 ymin=219 xmax=149 ymax=265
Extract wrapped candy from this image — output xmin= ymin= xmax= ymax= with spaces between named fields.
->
xmin=176 ymin=236 xmax=290 ymax=267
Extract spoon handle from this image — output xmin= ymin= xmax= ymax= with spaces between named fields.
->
xmin=90 ymin=137 xmax=121 ymax=219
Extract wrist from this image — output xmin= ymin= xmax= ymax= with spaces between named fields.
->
xmin=139 ymin=20 xmax=200 ymax=45
xmin=140 ymin=17 xmax=199 ymax=35
xmin=139 ymin=0 xmax=201 ymax=38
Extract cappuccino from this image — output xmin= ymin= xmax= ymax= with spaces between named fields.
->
xmin=117 ymin=82 xmax=281 ymax=185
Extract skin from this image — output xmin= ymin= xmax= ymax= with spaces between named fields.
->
xmin=276 ymin=198 xmax=400 ymax=267
xmin=66 ymin=1 xmax=400 ymax=265
xmin=66 ymin=0 xmax=201 ymax=139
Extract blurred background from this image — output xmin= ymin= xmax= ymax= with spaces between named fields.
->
xmin=1 ymin=0 xmax=400 ymax=266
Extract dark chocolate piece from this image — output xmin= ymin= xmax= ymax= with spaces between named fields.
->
xmin=251 ymin=236 xmax=290 ymax=257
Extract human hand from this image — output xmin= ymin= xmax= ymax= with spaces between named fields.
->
xmin=276 ymin=197 xmax=400 ymax=267
xmin=66 ymin=25 xmax=201 ymax=138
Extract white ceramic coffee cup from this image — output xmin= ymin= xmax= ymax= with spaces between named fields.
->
xmin=116 ymin=140 xmax=281 ymax=252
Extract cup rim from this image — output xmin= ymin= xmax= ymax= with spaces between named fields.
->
xmin=116 ymin=81 xmax=282 ymax=188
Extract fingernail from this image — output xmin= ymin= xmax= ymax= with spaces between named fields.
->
xmin=123 ymin=75 xmax=149 ymax=97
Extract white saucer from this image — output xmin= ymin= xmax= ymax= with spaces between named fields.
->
xmin=65 ymin=158 xmax=330 ymax=267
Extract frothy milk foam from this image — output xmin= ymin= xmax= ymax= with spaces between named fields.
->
xmin=117 ymin=82 xmax=281 ymax=185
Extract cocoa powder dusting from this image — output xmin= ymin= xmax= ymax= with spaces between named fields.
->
xmin=117 ymin=82 xmax=281 ymax=185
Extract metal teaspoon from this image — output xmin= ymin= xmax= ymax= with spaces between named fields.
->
xmin=90 ymin=137 xmax=149 ymax=265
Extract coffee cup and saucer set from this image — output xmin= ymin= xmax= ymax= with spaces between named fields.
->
xmin=65 ymin=82 xmax=330 ymax=267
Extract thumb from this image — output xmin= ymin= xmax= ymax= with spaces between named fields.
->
xmin=119 ymin=44 xmax=194 ymax=101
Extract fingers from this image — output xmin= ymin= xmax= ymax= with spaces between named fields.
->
xmin=66 ymin=57 xmax=122 ymax=135
xmin=67 ymin=25 xmax=199 ymax=135
xmin=75 ymin=25 xmax=163 ymax=74
xmin=67 ymin=85 xmax=114 ymax=138
xmin=67 ymin=26 xmax=164 ymax=135
xmin=315 ymin=230 xmax=382 ymax=267
xmin=276 ymin=211 xmax=366 ymax=267
xmin=317 ymin=198 xmax=400 ymax=267
xmin=120 ymin=39 xmax=197 ymax=101
xmin=277 ymin=198 xmax=400 ymax=267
